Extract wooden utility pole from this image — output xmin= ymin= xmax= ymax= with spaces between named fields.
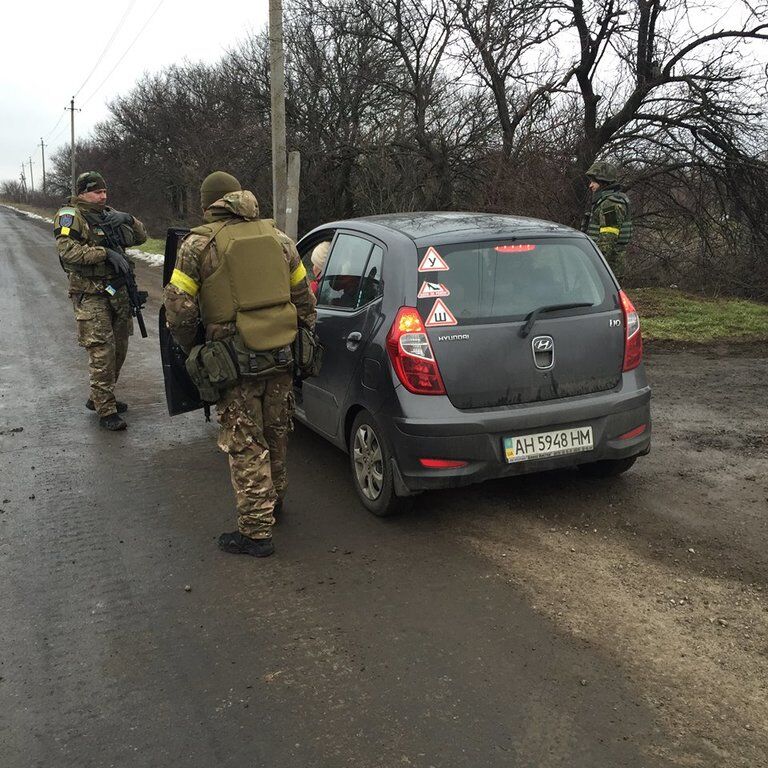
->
xmin=67 ymin=97 xmax=79 ymax=196
xmin=269 ymin=0 xmax=287 ymax=231
xmin=28 ymin=157 xmax=34 ymax=193
xmin=39 ymin=138 xmax=47 ymax=194
xmin=286 ymin=150 xmax=301 ymax=240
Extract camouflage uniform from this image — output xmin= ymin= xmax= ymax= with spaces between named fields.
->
xmin=163 ymin=190 xmax=316 ymax=541
xmin=54 ymin=186 xmax=147 ymax=418
xmin=583 ymin=161 xmax=632 ymax=278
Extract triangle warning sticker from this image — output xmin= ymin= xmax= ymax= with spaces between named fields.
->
xmin=425 ymin=298 xmax=457 ymax=327
xmin=418 ymin=281 xmax=450 ymax=298
xmin=418 ymin=246 xmax=450 ymax=272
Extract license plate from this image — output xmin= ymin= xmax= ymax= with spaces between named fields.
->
xmin=503 ymin=426 xmax=593 ymax=463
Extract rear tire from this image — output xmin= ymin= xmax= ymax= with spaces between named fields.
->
xmin=578 ymin=456 xmax=637 ymax=478
xmin=349 ymin=410 xmax=410 ymax=517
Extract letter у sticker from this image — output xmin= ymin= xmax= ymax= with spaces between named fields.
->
xmin=418 ymin=246 xmax=450 ymax=272
xmin=425 ymin=298 xmax=457 ymax=327
xmin=418 ymin=281 xmax=450 ymax=298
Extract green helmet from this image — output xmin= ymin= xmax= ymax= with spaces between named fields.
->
xmin=76 ymin=171 xmax=107 ymax=195
xmin=200 ymin=171 xmax=241 ymax=210
xmin=585 ymin=161 xmax=618 ymax=184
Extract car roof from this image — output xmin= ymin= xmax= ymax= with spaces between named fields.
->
xmin=306 ymin=211 xmax=577 ymax=248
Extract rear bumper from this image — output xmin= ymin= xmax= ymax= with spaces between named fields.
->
xmin=385 ymin=380 xmax=651 ymax=493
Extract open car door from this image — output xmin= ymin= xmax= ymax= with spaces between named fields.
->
xmin=159 ymin=227 xmax=204 ymax=416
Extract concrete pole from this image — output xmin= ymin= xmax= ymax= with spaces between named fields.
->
xmin=28 ymin=157 xmax=34 ymax=193
xmin=40 ymin=138 xmax=47 ymax=194
xmin=269 ymin=0 xmax=287 ymax=231
xmin=286 ymin=150 xmax=301 ymax=241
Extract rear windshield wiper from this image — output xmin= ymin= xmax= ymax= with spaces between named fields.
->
xmin=519 ymin=302 xmax=594 ymax=338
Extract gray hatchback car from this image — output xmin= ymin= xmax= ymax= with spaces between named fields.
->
xmin=292 ymin=212 xmax=651 ymax=516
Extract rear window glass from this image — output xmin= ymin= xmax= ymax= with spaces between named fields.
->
xmin=415 ymin=238 xmax=609 ymax=323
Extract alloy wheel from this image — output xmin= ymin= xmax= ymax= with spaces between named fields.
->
xmin=352 ymin=423 xmax=384 ymax=500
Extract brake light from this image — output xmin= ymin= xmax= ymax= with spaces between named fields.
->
xmin=495 ymin=244 xmax=536 ymax=253
xmin=619 ymin=290 xmax=642 ymax=371
xmin=419 ymin=458 xmax=468 ymax=469
xmin=386 ymin=307 xmax=446 ymax=395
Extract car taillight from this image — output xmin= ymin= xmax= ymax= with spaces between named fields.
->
xmin=619 ymin=290 xmax=642 ymax=371
xmin=386 ymin=306 xmax=446 ymax=395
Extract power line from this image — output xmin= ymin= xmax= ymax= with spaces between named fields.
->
xmin=73 ymin=0 xmax=138 ymax=99
xmin=81 ymin=0 xmax=167 ymax=109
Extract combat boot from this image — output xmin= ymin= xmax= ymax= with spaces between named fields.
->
xmin=99 ymin=414 xmax=127 ymax=431
xmin=218 ymin=531 xmax=274 ymax=557
xmin=87 ymin=399 xmax=128 ymax=413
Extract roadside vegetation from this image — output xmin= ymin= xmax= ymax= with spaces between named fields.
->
xmin=631 ymin=288 xmax=768 ymax=343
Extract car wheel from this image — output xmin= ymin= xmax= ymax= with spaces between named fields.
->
xmin=578 ymin=456 xmax=637 ymax=478
xmin=349 ymin=410 xmax=409 ymax=517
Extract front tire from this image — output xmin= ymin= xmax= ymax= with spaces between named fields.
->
xmin=578 ymin=456 xmax=637 ymax=478
xmin=349 ymin=410 xmax=410 ymax=517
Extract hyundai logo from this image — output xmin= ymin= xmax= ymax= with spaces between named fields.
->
xmin=531 ymin=335 xmax=555 ymax=370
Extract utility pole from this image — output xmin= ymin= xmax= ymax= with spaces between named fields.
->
xmin=28 ymin=157 xmax=34 ymax=193
xmin=269 ymin=0 xmax=287 ymax=231
xmin=286 ymin=150 xmax=301 ymax=241
xmin=67 ymin=97 xmax=80 ymax=196
xmin=20 ymin=164 xmax=27 ymax=199
xmin=39 ymin=138 xmax=47 ymax=194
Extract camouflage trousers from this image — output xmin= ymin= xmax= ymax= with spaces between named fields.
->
xmin=603 ymin=247 xmax=626 ymax=281
xmin=216 ymin=372 xmax=294 ymax=540
xmin=71 ymin=291 xmax=133 ymax=417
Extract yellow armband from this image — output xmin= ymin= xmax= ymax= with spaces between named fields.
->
xmin=170 ymin=268 xmax=200 ymax=296
xmin=290 ymin=262 xmax=307 ymax=286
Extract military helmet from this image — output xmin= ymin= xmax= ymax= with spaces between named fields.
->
xmin=585 ymin=161 xmax=619 ymax=184
xmin=200 ymin=171 xmax=241 ymax=210
xmin=76 ymin=171 xmax=107 ymax=195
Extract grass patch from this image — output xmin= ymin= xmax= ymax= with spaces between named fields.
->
xmin=628 ymin=288 xmax=768 ymax=343
xmin=137 ymin=237 xmax=165 ymax=255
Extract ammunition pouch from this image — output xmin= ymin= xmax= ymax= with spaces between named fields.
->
xmin=116 ymin=223 xmax=138 ymax=248
xmin=185 ymin=341 xmax=240 ymax=403
xmin=292 ymin=326 xmax=323 ymax=380
xmin=185 ymin=335 xmax=294 ymax=403
xmin=228 ymin=334 xmax=293 ymax=379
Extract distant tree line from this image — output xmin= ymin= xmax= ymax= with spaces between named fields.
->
xmin=4 ymin=0 xmax=767 ymax=297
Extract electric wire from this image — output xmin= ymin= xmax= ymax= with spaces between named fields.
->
xmin=81 ymin=0 xmax=167 ymax=109
xmin=73 ymin=0 xmax=139 ymax=99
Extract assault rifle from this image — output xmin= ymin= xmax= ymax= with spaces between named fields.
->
xmin=85 ymin=212 xmax=149 ymax=338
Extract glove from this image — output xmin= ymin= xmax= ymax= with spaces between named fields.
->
xmin=105 ymin=248 xmax=131 ymax=275
xmin=103 ymin=209 xmax=134 ymax=227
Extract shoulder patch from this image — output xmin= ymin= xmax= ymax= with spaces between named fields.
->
xmin=58 ymin=214 xmax=74 ymax=228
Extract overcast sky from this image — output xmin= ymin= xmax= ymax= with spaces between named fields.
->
xmin=0 ymin=0 xmax=270 ymax=183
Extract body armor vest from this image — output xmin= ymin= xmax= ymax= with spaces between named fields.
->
xmin=586 ymin=191 xmax=633 ymax=250
xmin=195 ymin=218 xmax=298 ymax=352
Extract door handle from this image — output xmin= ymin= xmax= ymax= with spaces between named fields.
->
xmin=346 ymin=331 xmax=362 ymax=351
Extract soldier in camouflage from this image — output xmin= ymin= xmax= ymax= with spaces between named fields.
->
xmin=53 ymin=171 xmax=147 ymax=431
xmin=582 ymin=161 xmax=633 ymax=279
xmin=163 ymin=171 xmax=316 ymax=558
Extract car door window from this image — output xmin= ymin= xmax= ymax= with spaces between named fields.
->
xmin=317 ymin=233 xmax=373 ymax=309
xmin=358 ymin=245 xmax=383 ymax=307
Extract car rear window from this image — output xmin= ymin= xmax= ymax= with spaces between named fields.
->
xmin=415 ymin=237 xmax=610 ymax=323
